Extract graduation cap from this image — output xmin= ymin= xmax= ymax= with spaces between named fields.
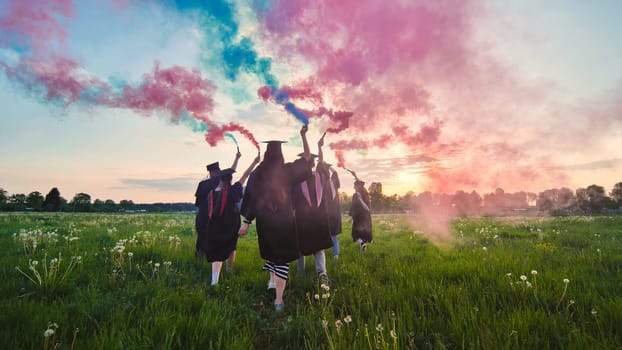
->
xmin=297 ymin=152 xmax=318 ymax=158
xmin=218 ymin=168 xmax=236 ymax=176
xmin=261 ymin=140 xmax=287 ymax=153
xmin=206 ymin=162 xmax=220 ymax=172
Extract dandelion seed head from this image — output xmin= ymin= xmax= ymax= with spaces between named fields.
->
xmin=520 ymin=275 xmax=527 ymax=281
xmin=531 ymin=270 xmax=537 ymax=275
xmin=563 ymin=278 xmax=570 ymax=284
xmin=376 ymin=323 xmax=384 ymax=332
xmin=314 ymin=294 xmax=320 ymax=300
xmin=43 ymin=329 xmax=55 ymax=337
xmin=482 ymin=246 xmax=487 ymax=251
xmin=390 ymin=329 xmax=397 ymax=339
xmin=591 ymin=309 xmax=597 ymax=315
xmin=506 ymin=273 xmax=512 ymax=277
xmin=344 ymin=315 xmax=352 ymax=323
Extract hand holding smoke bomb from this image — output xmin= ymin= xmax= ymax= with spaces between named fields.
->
xmin=318 ymin=131 xmax=326 ymax=147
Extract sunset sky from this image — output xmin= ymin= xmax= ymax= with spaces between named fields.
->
xmin=1 ymin=0 xmax=621 ymax=203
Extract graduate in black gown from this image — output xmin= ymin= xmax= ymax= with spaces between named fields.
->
xmin=238 ymin=125 xmax=312 ymax=311
xmin=349 ymin=171 xmax=373 ymax=250
xmin=194 ymin=150 xmax=241 ymax=258
xmin=293 ymin=134 xmax=333 ymax=284
xmin=316 ymin=136 xmax=342 ymax=259
xmin=206 ymin=154 xmax=260 ymax=286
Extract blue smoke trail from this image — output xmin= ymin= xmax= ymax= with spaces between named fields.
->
xmin=224 ymin=132 xmax=239 ymax=146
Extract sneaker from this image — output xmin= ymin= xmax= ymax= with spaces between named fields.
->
xmin=361 ymin=243 xmax=367 ymax=251
xmin=267 ymin=279 xmax=276 ymax=290
xmin=274 ymin=302 xmax=284 ymax=311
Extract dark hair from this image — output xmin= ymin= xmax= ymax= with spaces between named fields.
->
xmin=253 ymin=145 xmax=287 ymax=209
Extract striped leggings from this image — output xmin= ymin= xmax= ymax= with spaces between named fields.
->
xmin=262 ymin=261 xmax=289 ymax=280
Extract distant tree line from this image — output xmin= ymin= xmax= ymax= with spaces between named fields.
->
xmin=339 ymin=182 xmax=622 ymax=216
xmin=2 ymin=182 xmax=621 ymax=215
xmin=0 ymin=187 xmax=194 ymax=213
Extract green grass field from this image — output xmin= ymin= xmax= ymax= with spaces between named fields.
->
xmin=1 ymin=212 xmax=620 ymax=349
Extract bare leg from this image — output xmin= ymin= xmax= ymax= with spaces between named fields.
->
xmin=226 ymin=250 xmax=236 ymax=270
xmin=211 ymin=261 xmax=223 ymax=285
xmin=274 ymin=276 xmax=286 ymax=305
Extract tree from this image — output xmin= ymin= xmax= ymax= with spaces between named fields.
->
xmin=610 ymin=182 xmax=622 ymax=206
xmin=43 ymin=188 xmax=63 ymax=212
xmin=585 ymin=184 xmax=606 ymax=213
xmin=70 ymin=193 xmax=93 ymax=212
xmin=0 ymin=188 xmax=7 ymax=210
xmin=93 ymin=199 xmax=117 ymax=212
xmin=26 ymin=191 xmax=44 ymax=211
xmin=368 ymin=182 xmax=383 ymax=212
xmin=119 ymin=199 xmax=135 ymax=211
xmin=537 ymin=188 xmax=575 ymax=213
xmin=7 ymin=193 xmax=27 ymax=211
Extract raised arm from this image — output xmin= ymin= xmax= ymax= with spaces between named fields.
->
xmin=238 ymin=152 xmax=260 ymax=185
xmin=300 ymin=125 xmax=310 ymax=162
xmin=317 ymin=131 xmax=326 ymax=165
xmin=347 ymin=168 xmax=359 ymax=182
xmin=230 ymin=147 xmax=242 ymax=170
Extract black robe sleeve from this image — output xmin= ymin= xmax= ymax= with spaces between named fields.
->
xmin=240 ymin=171 xmax=256 ymax=221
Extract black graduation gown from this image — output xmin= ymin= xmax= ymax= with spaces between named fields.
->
xmin=194 ymin=177 xmax=220 ymax=252
xmin=350 ymin=192 xmax=372 ymax=243
xmin=292 ymin=169 xmax=333 ymax=256
xmin=317 ymin=163 xmax=342 ymax=236
xmin=241 ymin=158 xmax=311 ymax=264
xmin=204 ymin=182 xmax=243 ymax=262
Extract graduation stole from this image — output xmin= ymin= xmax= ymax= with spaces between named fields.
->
xmin=208 ymin=185 xmax=228 ymax=219
xmin=329 ymin=172 xmax=337 ymax=199
xmin=301 ymin=172 xmax=323 ymax=207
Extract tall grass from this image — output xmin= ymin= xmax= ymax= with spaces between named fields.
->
xmin=0 ymin=213 xmax=620 ymax=349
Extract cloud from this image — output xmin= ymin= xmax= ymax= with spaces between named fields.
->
xmin=558 ymin=158 xmax=622 ymax=171
xmin=119 ymin=177 xmax=197 ymax=192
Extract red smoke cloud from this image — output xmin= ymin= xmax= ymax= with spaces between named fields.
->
xmin=0 ymin=0 xmax=74 ymax=51
xmin=0 ymin=0 xmax=260 ymax=150
xmin=204 ymin=122 xmax=260 ymax=150
xmin=254 ymin=1 xmax=466 ymax=172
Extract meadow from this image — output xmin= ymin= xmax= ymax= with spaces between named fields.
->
xmin=0 ymin=212 xmax=620 ymax=349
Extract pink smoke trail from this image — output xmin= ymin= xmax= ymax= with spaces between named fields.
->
xmin=204 ymin=122 xmax=260 ymax=150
